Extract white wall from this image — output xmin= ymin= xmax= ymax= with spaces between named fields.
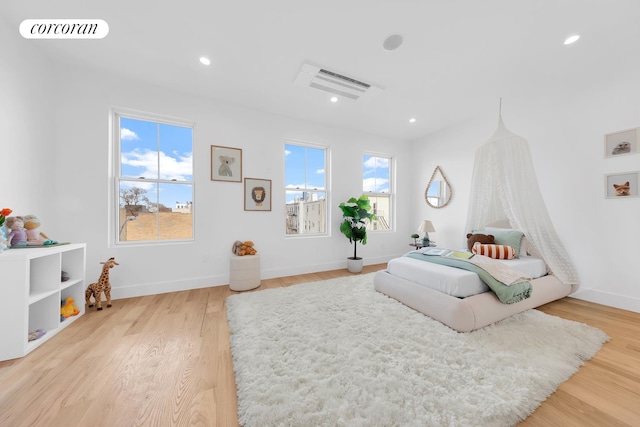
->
xmin=46 ymin=64 xmax=412 ymax=298
xmin=410 ymin=84 xmax=640 ymax=313
xmin=0 ymin=15 xmax=55 ymax=215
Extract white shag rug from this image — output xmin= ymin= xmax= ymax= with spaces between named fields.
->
xmin=226 ymin=273 xmax=608 ymax=427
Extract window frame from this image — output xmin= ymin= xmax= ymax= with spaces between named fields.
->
xmin=284 ymin=140 xmax=330 ymax=238
xmin=109 ymin=107 xmax=195 ymax=247
xmin=362 ymin=152 xmax=394 ymax=232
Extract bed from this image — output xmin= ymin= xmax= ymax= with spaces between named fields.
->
xmin=374 ymin=227 xmax=575 ymax=332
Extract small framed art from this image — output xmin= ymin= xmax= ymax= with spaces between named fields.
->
xmin=604 ymin=128 xmax=639 ymax=158
xmin=244 ymin=178 xmax=272 ymax=211
xmin=211 ymin=145 xmax=242 ymax=182
xmin=604 ymin=171 xmax=639 ymax=199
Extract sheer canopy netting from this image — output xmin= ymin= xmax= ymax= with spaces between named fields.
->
xmin=464 ymin=116 xmax=580 ymax=289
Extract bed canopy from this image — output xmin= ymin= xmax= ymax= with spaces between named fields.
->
xmin=464 ymin=109 xmax=579 ymax=289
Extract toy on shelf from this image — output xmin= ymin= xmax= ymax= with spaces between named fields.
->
xmin=5 ymin=215 xmax=57 ymax=247
xmin=60 ymin=297 xmax=80 ymax=320
xmin=85 ymin=257 xmax=119 ymax=311
xmin=232 ymin=240 xmax=258 ymax=256
xmin=28 ymin=329 xmax=46 ymax=342
xmin=23 ymin=214 xmax=57 ymax=245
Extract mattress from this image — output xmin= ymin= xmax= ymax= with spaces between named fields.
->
xmin=387 ymin=253 xmax=547 ymax=298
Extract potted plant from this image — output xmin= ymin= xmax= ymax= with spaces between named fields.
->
xmin=411 ymin=233 xmax=420 ymax=245
xmin=338 ymin=195 xmax=377 ymax=273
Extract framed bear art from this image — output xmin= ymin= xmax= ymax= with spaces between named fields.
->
xmin=211 ymin=145 xmax=242 ymax=182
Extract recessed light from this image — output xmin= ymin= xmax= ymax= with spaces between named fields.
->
xmin=330 ymin=96 xmax=338 ymax=103
xmin=199 ymin=56 xmax=211 ymax=65
xmin=409 ymin=118 xmax=416 ymax=123
xmin=564 ymin=35 xmax=580 ymax=45
xmin=383 ymin=34 xmax=404 ymax=51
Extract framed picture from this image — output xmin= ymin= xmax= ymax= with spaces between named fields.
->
xmin=604 ymin=128 xmax=639 ymax=158
xmin=604 ymin=171 xmax=639 ymax=199
xmin=244 ymin=178 xmax=272 ymax=211
xmin=211 ymin=145 xmax=242 ymax=182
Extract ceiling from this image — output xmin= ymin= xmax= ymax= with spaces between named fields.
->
xmin=3 ymin=0 xmax=639 ymax=140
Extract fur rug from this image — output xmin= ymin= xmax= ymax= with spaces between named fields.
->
xmin=226 ymin=273 xmax=608 ymax=426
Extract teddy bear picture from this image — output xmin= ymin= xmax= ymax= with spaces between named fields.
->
xmin=211 ymin=145 xmax=242 ymax=182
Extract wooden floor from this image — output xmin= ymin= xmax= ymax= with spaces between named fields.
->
xmin=1 ymin=264 xmax=638 ymax=426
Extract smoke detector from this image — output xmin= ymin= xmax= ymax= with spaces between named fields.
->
xmin=294 ymin=62 xmax=383 ymax=101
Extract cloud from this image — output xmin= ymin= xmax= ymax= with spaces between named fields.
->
xmin=285 ymin=149 xmax=292 ymax=156
xmin=121 ymin=128 xmax=139 ymax=141
xmin=121 ymin=149 xmax=193 ymax=181
xmin=316 ymin=168 xmax=325 ymax=174
xmin=285 ymin=184 xmax=326 ymax=190
xmin=363 ymin=156 xmax=389 ymax=169
xmin=363 ymin=177 xmax=389 ymax=193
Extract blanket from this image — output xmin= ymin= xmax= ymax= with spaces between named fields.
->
xmin=405 ymin=251 xmax=532 ymax=304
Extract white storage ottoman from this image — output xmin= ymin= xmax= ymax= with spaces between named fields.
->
xmin=229 ymin=255 xmax=261 ymax=291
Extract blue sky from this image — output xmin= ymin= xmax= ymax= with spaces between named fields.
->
xmin=285 ymin=144 xmax=326 ymax=202
xmin=120 ymin=117 xmax=193 ymax=209
xmin=284 ymin=146 xmax=390 ymax=203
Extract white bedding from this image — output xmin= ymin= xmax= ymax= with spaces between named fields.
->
xmin=386 ymin=252 xmax=547 ymax=298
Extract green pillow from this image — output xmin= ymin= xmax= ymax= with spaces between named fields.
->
xmin=473 ymin=228 xmax=524 ymax=258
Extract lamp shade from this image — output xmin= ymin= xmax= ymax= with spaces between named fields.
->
xmin=418 ymin=220 xmax=435 ymax=233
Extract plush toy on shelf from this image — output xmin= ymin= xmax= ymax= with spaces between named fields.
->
xmin=28 ymin=329 xmax=47 ymax=342
xmin=23 ymin=215 xmax=57 ymax=245
xmin=5 ymin=216 xmax=28 ymax=247
xmin=60 ymin=297 xmax=80 ymax=320
xmin=231 ymin=240 xmax=257 ymax=256
xmin=5 ymin=215 xmax=57 ymax=247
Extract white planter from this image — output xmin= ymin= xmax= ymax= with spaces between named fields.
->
xmin=347 ymin=257 xmax=363 ymax=273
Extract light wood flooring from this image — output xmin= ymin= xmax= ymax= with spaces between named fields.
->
xmin=0 ymin=264 xmax=638 ymax=426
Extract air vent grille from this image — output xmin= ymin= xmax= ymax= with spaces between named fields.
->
xmin=294 ymin=62 xmax=383 ymax=100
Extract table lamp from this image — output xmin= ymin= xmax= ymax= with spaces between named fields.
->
xmin=418 ymin=220 xmax=435 ymax=244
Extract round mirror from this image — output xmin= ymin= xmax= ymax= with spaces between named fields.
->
xmin=424 ymin=166 xmax=452 ymax=208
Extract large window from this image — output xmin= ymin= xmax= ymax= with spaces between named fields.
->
xmin=285 ymin=142 xmax=327 ymax=235
xmin=113 ymin=110 xmax=194 ymax=244
xmin=363 ymin=154 xmax=392 ymax=231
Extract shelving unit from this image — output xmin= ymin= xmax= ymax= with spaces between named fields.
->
xmin=0 ymin=243 xmax=86 ymax=361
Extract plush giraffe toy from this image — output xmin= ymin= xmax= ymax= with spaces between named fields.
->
xmin=85 ymin=257 xmax=119 ymax=311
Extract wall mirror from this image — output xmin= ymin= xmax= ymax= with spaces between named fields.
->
xmin=424 ymin=166 xmax=452 ymax=208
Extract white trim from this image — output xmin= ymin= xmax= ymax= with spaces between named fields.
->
xmin=109 ymin=254 xmax=402 ymax=300
xmin=109 ymin=107 xmax=195 ymax=247
xmin=284 ymin=139 xmax=331 ymax=238
xmin=571 ymin=289 xmax=640 ymax=314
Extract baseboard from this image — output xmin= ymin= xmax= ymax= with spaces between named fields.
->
xmin=261 ymin=254 xmax=397 ymax=279
xmin=110 ymin=254 xmax=399 ymax=300
xmin=111 ymin=274 xmax=229 ymax=300
xmin=571 ymin=289 xmax=640 ymax=314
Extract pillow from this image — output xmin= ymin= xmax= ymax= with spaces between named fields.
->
xmin=472 ymin=242 xmax=516 ymax=260
xmin=466 ymin=233 xmax=495 ymax=252
xmin=476 ymin=228 xmax=525 ymax=258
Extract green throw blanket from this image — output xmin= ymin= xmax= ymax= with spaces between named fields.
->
xmin=406 ymin=252 xmax=532 ymax=304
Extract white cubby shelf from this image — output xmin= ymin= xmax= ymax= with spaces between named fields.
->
xmin=0 ymin=243 xmax=86 ymax=361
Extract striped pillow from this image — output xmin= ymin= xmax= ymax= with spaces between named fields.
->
xmin=472 ymin=242 xmax=516 ymax=260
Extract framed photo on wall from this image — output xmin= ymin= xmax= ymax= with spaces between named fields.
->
xmin=211 ymin=145 xmax=242 ymax=182
xmin=244 ymin=178 xmax=272 ymax=211
xmin=604 ymin=128 xmax=639 ymax=158
xmin=604 ymin=171 xmax=639 ymax=199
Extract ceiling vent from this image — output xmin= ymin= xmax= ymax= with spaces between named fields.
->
xmin=294 ymin=62 xmax=383 ymax=101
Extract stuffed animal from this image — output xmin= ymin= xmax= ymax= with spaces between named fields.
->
xmin=23 ymin=215 xmax=56 ymax=245
xmin=85 ymin=257 xmax=119 ymax=310
xmin=466 ymin=233 xmax=495 ymax=252
xmin=231 ymin=240 xmax=258 ymax=256
xmin=28 ymin=329 xmax=46 ymax=342
xmin=6 ymin=216 xmax=28 ymax=247
xmin=60 ymin=297 xmax=80 ymax=319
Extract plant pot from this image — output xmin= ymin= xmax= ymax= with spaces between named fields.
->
xmin=347 ymin=257 xmax=363 ymax=273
